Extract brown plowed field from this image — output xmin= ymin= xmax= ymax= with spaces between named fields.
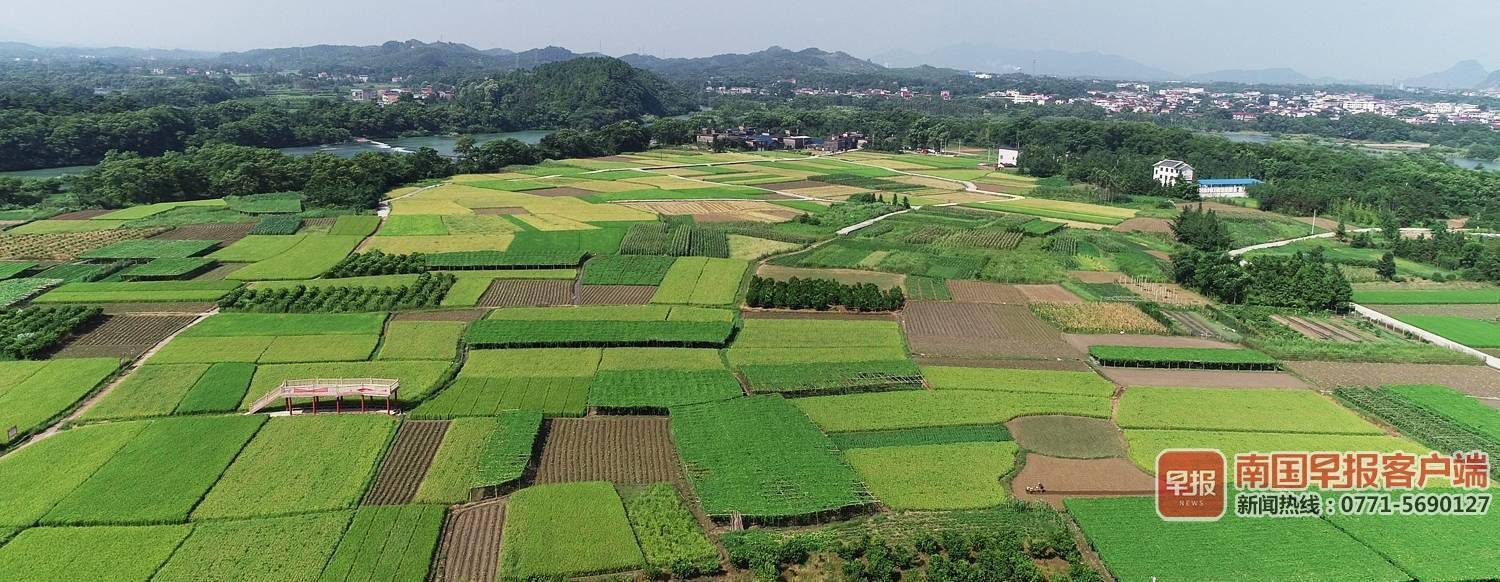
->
xmin=151 ymin=222 xmax=256 ymax=242
xmin=914 ymin=356 xmax=1092 ymax=372
xmin=474 ymin=207 xmax=530 ymax=216
xmin=1069 ymin=271 xmax=1127 ymax=284
xmin=945 ymin=280 xmax=1027 ymax=304
xmin=1008 ymin=416 xmax=1126 ymax=459
xmin=391 ymin=309 xmax=489 ymax=322
xmin=1012 ymin=455 xmax=1154 ymax=508
xmin=1370 ymin=304 xmax=1500 ymax=319
xmin=534 ymin=417 xmax=682 ymax=484
xmin=98 ymin=302 xmax=216 ymax=315
xmin=439 ymin=499 xmax=506 ymax=582
xmin=524 ymin=186 xmax=596 ymax=197
xmin=577 ymin=284 xmax=656 ymax=305
xmin=903 ymin=301 xmax=1079 ymax=360
xmin=1285 ymin=361 xmax=1500 ymax=404
xmin=1063 ymin=333 xmax=1237 ymax=352
xmin=1100 ymin=368 xmax=1309 ymax=389
xmin=55 ymin=315 xmax=196 ymax=359
xmin=1016 ymin=284 xmax=1083 ymax=303
xmin=477 ymin=279 xmax=573 ymax=307
xmin=363 ymin=420 xmax=449 ymax=506
xmin=190 ymin=263 xmax=244 ymax=281
xmin=50 ymin=209 xmax=114 ymax=220
xmin=1114 ymin=217 xmax=1173 ymax=234
xmin=756 ymin=180 xmax=827 ymax=191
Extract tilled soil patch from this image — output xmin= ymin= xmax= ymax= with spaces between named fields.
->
xmin=97 ymin=302 xmax=216 ymax=315
xmin=1063 ymin=333 xmax=1238 ymax=352
xmin=477 ymin=279 xmax=573 ymax=307
xmin=1012 ymin=455 xmax=1155 ymax=508
xmin=1285 ymin=361 xmax=1500 ymax=404
xmin=391 ymin=308 xmax=489 ymax=322
xmin=1369 ymin=304 xmax=1500 ymax=319
xmin=363 ymin=420 xmax=449 ymax=506
xmin=1113 ymin=217 xmax=1173 ymax=234
xmin=1016 ymin=284 xmax=1083 ymax=303
xmin=523 ymin=186 xmax=597 ymax=197
xmin=577 ymin=284 xmax=656 ymax=305
xmin=945 ymin=280 xmax=1028 ymax=304
xmin=55 ymin=314 xmax=197 ymax=359
xmin=151 ymin=222 xmax=256 ymax=242
xmin=913 ymin=357 xmax=1093 ymax=372
xmin=439 ymin=499 xmax=506 ymax=582
xmin=50 ymin=209 xmax=114 ymax=220
xmin=1069 ymin=271 xmax=1127 ymax=284
xmin=1100 ymin=368 xmax=1309 ymax=389
xmin=533 ymin=416 xmax=683 ymax=484
xmin=904 ymin=301 xmax=1079 ymax=360
xmin=474 ymin=207 xmax=530 ymax=216
xmin=1008 ymin=416 xmax=1126 ymax=459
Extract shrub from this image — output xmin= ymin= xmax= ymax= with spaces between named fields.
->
xmin=746 ymin=276 xmax=904 ymax=311
xmin=325 ymin=250 xmax=426 ymax=278
xmin=0 ymin=305 xmax=100 ymax=359
xmin=217 ymin=272 xmax=454 ymax=313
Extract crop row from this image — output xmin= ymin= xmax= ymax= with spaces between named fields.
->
xmin=217 ymin=273 xmax=454 ymax=313
xmin=78 ymin=239 xmax=218 ymax=260
xmin=248 ymin=215 xmax=302 ymax=235
xmin=465 ymin=319 xmax=734 ymax=349
xmin=325 ymin=250 xmax=427 ymax=278
xmin=425 ymin=250 xmax=586 ymax=269
xmin=0 ymin=305 xmax=100 ymax=359
xmin=1088 ymin=345 xmax=1280 ymax=370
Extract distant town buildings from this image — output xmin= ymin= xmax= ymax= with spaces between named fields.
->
xmin=1153 ymin=160 xmax=1195 ymax=186
xmin=1197 ymin=178 xmax=1264 ymax=198
xmin=347 ymin=86 xmax=454 ymax=105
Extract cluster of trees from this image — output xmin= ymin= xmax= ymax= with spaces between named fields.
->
xmin=326 ymin=251 xmax=428 ymax=278
xmin=217 ymin=273 xmax=455 ymax=313
xmin=0 ymin=57 xmax=692 ymax=171
xmin=724 ymin=526 xmax=1086 ymax=582
xmin=0 ymin=305 xmax=101 ymax=359
xmin=1391 ymin=226 xmax=1500 ymax=282
xmin=745 ymin=276 xmax=905 ymax=311
xmin=1171 ymin=249 xmax=1352 ymax=311
xmin=67 ymin=118 xmax=666 ymax=210
xmin=1170 ymin=205 xmax=1233 ymax=251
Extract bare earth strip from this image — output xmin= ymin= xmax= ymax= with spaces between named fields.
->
xmin=1100 ymin=368 xmax=1310 ymax=389
xmin=533 ymin=416 xmax=683 ymax=485
xmin=363 ymin=420 xmax=450 ymax=506
xmin=391 ymin=308 xmax=490 ymax=322
xmin=98 ymin=302 xmax=218 ymax=315
xmin=914 ymin=356 xmax=1093 ymax=372
xmin=440 ymin=499 xmax=506 ymax=582
xmin=477 ymin=279 xmax=574 ymax=307
xmin=1063 ymin=333 xmax=1238 ymax=352
xmin=1069 ymin=271 xmax=1127 ymax=284
xmin=55 ymin=314 xmax=197 ymax=360
xmin=1113 ymin=217 xmax=1172 ymax=234
xmin=1012 ymin=456 xmax=1155 ymax=508
xmin=946 ymin=280 xmax=1028 ymax=304
xmin=577 ymin=284 xmax=656 ymax=305
xmin=741 ymin=309 xmax=897 ymax=321
xmin=1285 ymin=361 xmax=1500 ymax=405
xmin=1016 ymin=284 xmax=1083 ymax=304
xmin=904 ymin=301 xmax=1079 ymax=360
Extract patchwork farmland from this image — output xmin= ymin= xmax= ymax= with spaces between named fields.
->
xmin=0 ymin=147 xmax=1494 ymax=581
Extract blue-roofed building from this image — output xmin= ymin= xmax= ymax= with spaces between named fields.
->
xmin=1198 ymin=178 xmax=1264 ymax=198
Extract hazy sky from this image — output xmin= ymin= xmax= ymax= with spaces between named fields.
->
xmin=4 ymin=0 xmax=1496 ymax=81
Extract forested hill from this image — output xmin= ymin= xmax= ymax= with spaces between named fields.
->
xmin=0 ymin=57 xmax=692 ymax=171
xmin=212 ymin=41 xmax=596 ymax=76
xmin=456 ymin=58 xmax=694 ymax=129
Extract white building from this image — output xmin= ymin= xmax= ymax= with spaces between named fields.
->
xmin=996 ymin=147 xmax=1020 ymax=167
xmin=1153 ymin=160 xmax=1195 ymax=186
xmin=1197 ymin=178 xmax=1264 ymax=198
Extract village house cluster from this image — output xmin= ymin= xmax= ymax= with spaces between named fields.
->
xmin=693 ymin=128 xmax=866 ymax=152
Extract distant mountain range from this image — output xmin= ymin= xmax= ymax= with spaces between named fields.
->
xmin=621 ymin=46 xmax=884 ymax=78
xmin=1405 ymin=60 xmax=1491 ymax=90
xmin=9 ymin=39 xmax=1499 ymax=91
xmin=871 ymin=44 xmax=1178 ymax=81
